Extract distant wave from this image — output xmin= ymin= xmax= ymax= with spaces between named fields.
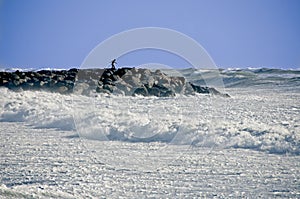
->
xmin=172 ymin=67 xmax=300 ymax=89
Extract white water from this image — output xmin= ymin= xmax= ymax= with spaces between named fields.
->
xmin=0 ymin=86 xmax=299 ymax=155
xmin=1 ymin=72 xmax=300 ymax=197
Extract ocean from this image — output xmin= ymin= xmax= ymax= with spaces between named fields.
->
xmin=0 ymin=67 xmax=299 ymax=198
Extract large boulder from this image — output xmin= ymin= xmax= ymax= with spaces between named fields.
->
xmin=133 ymin=84 xmax=175 ymax=97
xmin=189 ymin=83 xmax=210 ymax=94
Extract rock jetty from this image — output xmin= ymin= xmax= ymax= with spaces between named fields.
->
xmin=0 ymin=69 xmax=78 ymax=94
xmin=0 ymin=67 xmax=229 ymax=97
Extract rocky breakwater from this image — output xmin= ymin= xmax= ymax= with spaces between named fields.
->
xmin=0 ymin=67 xmax=229 ymax=97
xmin=0 ymin=68 xmax=78 ymax=94
xmin=96 ymin=67 xmax=229 ymax=97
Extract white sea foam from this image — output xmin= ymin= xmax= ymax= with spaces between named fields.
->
xmin=0 ymin=85 xmax=299 ymax=155
xmin=1 ymin=68 xmax=300 ymax=198
xmin=0 ymin=88 xmax=75 ymax=131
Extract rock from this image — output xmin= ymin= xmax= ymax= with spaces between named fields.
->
xmin=111 ymin=74 xmax=120 ymax=81
xmin=69 ymin=68 xmax=79 ymax=73
xmin=57 ymin=86 xmax=69 ymax=94
xmin=96 ymin=87 xmax=111 ymax=94
xmin=112 ymin=87 xmax=125 ymax=96
xmin=40 ymin=81 xmax=47 ymax=87
xmin=184 ymin=82 xmax=195 ymax=95
xmin=188 ymin=82 xmax=230 ymax=97
xmin=12 ymin=74 xmax=20 ymax=80
xmin=115 ymin=81 xmax=132 ymax=95
xmin=133 ymin=84 xmax=175 ymax=97
xmin=207 ymin=87 xmax=230 ymax=97
xmin=26 ymin=82 xmax=34 ymax=87
xmin=115 ymin=67 xmax=132 ymax=78
xmin=141 ymin=75 xmax=155 ymax=87
xmin=170 ymin=76 xmax=185 ymax=93
xmin=13 ymin=80 xmax=21 ymax=86
xmin=103 ymin=84 xmax=114 ymax=93
xmin=189 ymin=83 xmax=210 ymax=94
xmin=147 ymin=86 xmax=160 ymax=96
xmin=73 ymin=82 xmax=92 ymax=95
xmin=50 ymin=79 xmax=58 ymax=87
xmin=102 ymin=78 xmax=115 ymax=86
xmin=152 ymin=84 xmax=175 ymax=97
xmin=154 ymin=69 xmax=163 ymax=75
xmin=95 ymin=67 xmax=227 ymax=97
xmin=0 ymin=67 xmax=229 ymax=97
xmin=133 ymin=85 xmax=148 ymax=96
xmin=1 ymin=79 xmax=9 ymax=86
xmin=164 ymin=90 xmax=176 ymax=97
xmin=124 ymin=76 xmax=141 ymax=87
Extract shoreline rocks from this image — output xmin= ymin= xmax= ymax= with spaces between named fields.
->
xmin=95 ymin=67 xmax=229 ymax=97
xmin=0 ymin=69 xmax=78 ymax=94
xmin=0 ymin=67 xmax=229 ymax=97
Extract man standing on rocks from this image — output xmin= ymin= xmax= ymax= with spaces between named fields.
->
xmin=111 ymin=59 xmax=117 ymax=70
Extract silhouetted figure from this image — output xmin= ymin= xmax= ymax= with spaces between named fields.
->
xmin=111 ymin=59 xmax=117 ymax=70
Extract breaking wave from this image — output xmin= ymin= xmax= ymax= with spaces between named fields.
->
xmin=175 ymin=67 xmax=300 ymax=89
xmin=0 ymin=74 xmax=299 ymax=155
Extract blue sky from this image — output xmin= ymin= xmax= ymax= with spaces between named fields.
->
xmin=0 ymin=0 xmax=299 ymax=69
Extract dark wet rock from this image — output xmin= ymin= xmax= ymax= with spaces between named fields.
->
xmin=189 ymin=82 xmax=230 ymax=97
xmin=103 ymin=84 xmax=114 ymax=93
xmin=0 ymin=68 xmax=78 ymax=94
xmin=133 ymin=84 xmax=175 ymax=97
xmin=0 ymin=67 xmax=229 ymax=97
xmin=93 ymin=67 xmax=229 ymax=97
xmin=114 ymin=67 xmax=132 ymax=78
xmin=189 ymin=83 xmax=210 ymax=94
xmin=69 ymin=68 xmax=79 ymax=73
xmin=96 ymin=87 xmax=111 ymax=94
xmin=102 ymin=78 xmax=115 ymax=86
xmin=1 ymin=79 xmax=9 ymax=86
xmin=133 ymin=85 xmax=148 ymax=96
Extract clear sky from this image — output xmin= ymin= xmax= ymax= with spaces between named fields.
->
xmin=0 ymin=0 xmax=300 ymax=69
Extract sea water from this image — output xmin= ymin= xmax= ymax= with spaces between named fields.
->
xmin=0 ymin=68 xmax=299 ymax=198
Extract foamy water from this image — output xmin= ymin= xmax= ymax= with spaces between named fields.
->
xmin=1 ymin=68 xmax=300 ymax=197
xmin=0 ymin=85 xmax=299 ymax=155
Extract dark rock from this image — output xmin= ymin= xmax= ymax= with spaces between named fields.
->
xmin=148 ymin=86 xmax=160 ymax=96
xmin=111 ymin=74 xmax=120 ymax=81
xmin=102 ymin=78 xmax=115 ymax=86
xmin=12 ymin=73 xmax=20 ymax=80
xmin=69 ymin=68 xmax=79 ymax=73
xmin=103 ymin=84 xmax=114 ymax=93
xmin=162 ymin=90 xmax=176 ymax=97
xmin=133 ymin=85 xmax=148 ymax=96
xmin=189 ymin=83 xmax=210 ymax=94
xmin=96 ymin=86 xmax=111 ymax=94
xmin=95 ymin=67 xmax=227 ymax=97
xmin=189 ymin=82 xmax=230 ymax=97
xmin=133 ymin=84 xmax=175 ymax=97
xmin=115 ymin=67 xmax=132 ymax=78
xmin=0 ymin=67 xmax=229 ymax=97
xmin=1 ymin=79 xmax=9 ymax=86
xmin=40 ymin=81 xmax=47 ymax=87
